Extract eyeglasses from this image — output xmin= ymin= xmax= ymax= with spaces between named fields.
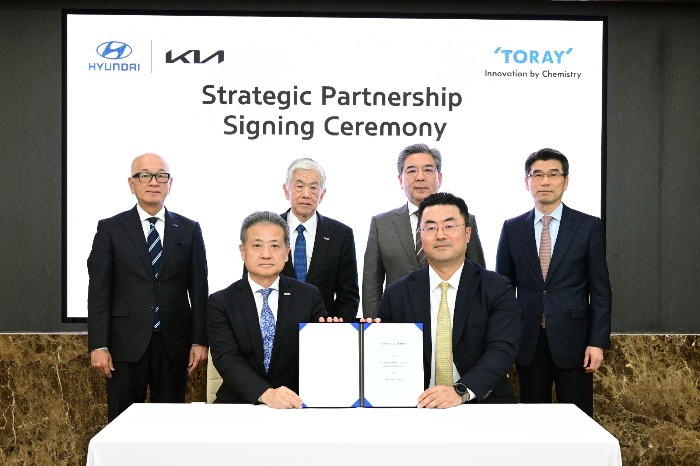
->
xmin=403 ymin=166 xmax=437 ymax=177
xmin=132 ymin=172 xmax=171 ymax=183
xmin=527 ymin=171 xmax=566 ymax=181
xmin=419 ymin=223 xmax=466 ymax=238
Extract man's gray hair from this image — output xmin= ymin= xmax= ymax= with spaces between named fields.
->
xmin=285 ymin=158 xmax=326 ymax=190
xmin=396 ymin=143 xmax=443 ymax=174
xmin=240 ymin=211 xmax=290 ymax=246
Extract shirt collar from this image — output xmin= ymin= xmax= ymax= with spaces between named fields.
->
xmin=407 ymin=201 xmax=419 ymax=217
xmin=534 ymin=202 xmax=564 ymax=224
xmin=136 ymin=204 xmax=165 ymax=222
xmin=428 ymin=262 xmax=465 ymax=292
xmin=247 ymin=274 xmax=281 ymax=294
xmin=287 ymin=210 xmax=318 ymax=236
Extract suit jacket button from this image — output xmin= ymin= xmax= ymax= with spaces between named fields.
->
xmin=543 ymin=290 xmax=548 ymax=295
xmin=155 ymin=282 xmax=160 ymax=287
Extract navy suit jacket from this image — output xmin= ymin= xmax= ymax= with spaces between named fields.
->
xmin=280 ymin=210 xmax=359 ymax=321
xmin=87 ymin=206 xmax=208 ymax=364
xmin=495 ymin=204 xmax=612 ymax=369
xmin=377 ymin=262 xmax=520 ymax=403
xmin=207 ymin=275 xmax=326 ymax=404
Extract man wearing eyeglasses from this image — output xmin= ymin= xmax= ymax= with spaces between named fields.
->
xmin=495 ymin=148 xmax=612 ymax=417
xmin=373 ymin=192 xmax=520 ymax=407
xmin=87 ymin=153 xmax=209 ymax=422
xmin=362 ymin=143 xmax=485 ymax=318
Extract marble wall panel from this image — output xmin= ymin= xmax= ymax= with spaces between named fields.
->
xmin=0 ymin=334 xmax=697 ymax=465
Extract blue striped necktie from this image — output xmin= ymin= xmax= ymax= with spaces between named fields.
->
xmin=259 ymin=288 xmax=275 ymax=373
xmin=294 ymin=224 xmax=307 ymax=282
xmin=147 ymin=217 xmax=162 ymax=330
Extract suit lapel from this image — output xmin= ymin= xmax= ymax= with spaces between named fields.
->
xmin=517 ymin=209 xmax=544 ymax=285
xmin=159 ymin=209 xmax=179 ymax=278
xmin=280 ymin=211 xmax=297 ymax=279
xmin=270 ymin=277 xmax=293 ymax=371
xmin=237 ymin=279 xmax=266 ymax=371
xmin=545 ymin=205 xmax=577 ymax=284
xmin=306 ymin=212 xmax=332 ymax=283
xmin=453 ymin=263 xmax=480 ymax=346
xmin=393 ymin=204 xmax=419 ymax=269
xmin=122 ymin=206 xmax=154 ymax=277
xmin=407 ymin=268 xmax=432 ymax=387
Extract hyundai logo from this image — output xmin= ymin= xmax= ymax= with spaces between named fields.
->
xmin=96 ymin=41 xmax=133 ymax=60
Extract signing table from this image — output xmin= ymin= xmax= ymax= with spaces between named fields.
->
xmin=87 ymin=403 xmax=622 ymax=466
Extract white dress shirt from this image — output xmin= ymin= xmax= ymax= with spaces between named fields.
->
xmin=247 ymin=274 xmax=281 ymax=323
xmin=427 ymin=263 xmax=475 ymax=401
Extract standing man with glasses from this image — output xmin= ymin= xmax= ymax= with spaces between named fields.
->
xmin=88 ymin=153 xmax=209 ymax=422
xmin=495 ymin=148 xmax=612 ymax=417
xmin=373 ymin=193 xmax=520 ymax=407
xmin=362 ymin=143 xmax=485 ymax=318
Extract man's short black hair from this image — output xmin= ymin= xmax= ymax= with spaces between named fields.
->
xmin=416 ymin=192 xmax=469 ymax=225
xmin=525 ymin=148 xmax=569 ymax=177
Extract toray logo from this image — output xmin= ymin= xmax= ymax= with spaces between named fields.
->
xmin=494 ymin=47 xmax=573 ymax=64
xmin=96 ymin=41 xmax=133 ymax=60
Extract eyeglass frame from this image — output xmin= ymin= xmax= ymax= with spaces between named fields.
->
xmin=132 ymin=172 xmax=171 ymax=183
xmin=418 ymin=222 xmax=467 ymax=238
xmin=527 ymin=171 xmax=566 ymax=181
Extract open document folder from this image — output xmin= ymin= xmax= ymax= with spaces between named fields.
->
xmin=299 ymin=322 xmax=423 ymax=407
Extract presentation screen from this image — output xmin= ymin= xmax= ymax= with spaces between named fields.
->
xmin=64 ymin=12 xmax=605 ymax=320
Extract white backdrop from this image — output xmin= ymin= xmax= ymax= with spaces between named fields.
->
xmin=65 ymin=14 xmax=604 ymax=318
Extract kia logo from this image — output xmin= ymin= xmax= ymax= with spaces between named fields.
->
xmin=96 ymin=41 xmax=133 ymax=60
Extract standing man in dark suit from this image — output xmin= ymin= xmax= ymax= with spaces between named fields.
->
xmin=279 ymin=158 xmax=359 ymax=321
xmin=88 ymin=153 xmax=208 ymax=422
xmin=495 ymin=148 xmax=612 ymax=417
xmin=208 ymin=211 xmax=330 ymax=407
xmin=375 ymin=193 xmax=520 ymax=407
xmin=363 ymin=143 xmax=485 ymax=317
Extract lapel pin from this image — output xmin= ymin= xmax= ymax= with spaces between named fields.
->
xmin=324 ymin=237 xmax=330 ymax=241
xmin=284 ymin=292 xmax=291 ymax=296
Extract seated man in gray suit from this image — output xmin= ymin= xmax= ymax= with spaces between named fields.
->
xmin=363 ymin=143 xmax=485 ymax=317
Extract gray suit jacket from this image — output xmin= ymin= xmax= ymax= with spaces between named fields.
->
xmin=362 ymin=203 xmax=485 ymax=317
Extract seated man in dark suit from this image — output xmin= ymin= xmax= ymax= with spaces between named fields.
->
xmin=208 ymin=211 xmax=335 ymax=408
xmin=374 ymin=193 xmax=520 ymax=407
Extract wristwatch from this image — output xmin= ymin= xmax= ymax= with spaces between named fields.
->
xmin=454 ymin=382 xmax=470 ymax=402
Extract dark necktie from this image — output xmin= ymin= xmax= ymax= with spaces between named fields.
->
xmin=147 ymin=217 xmax=162 ymax=330
xmin=259 ymin=288 xmax=275 ymax=373
xmin=294 ymin=224 xmax=307 ymax=282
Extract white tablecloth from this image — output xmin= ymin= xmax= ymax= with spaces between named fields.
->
xmin=87 ymin=403 xmax=622 ymax=466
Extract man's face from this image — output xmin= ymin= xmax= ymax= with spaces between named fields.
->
xmin=128 ymin=154 xmax=172 ymax=214
xmin=283 ymin=169 xmax=326 ymax=222
xmin=525 ymin=159 xmax=569 ymax=210
xmin=398 ymin=152 xmax=443 ymax=206
xmin=240 ymin=223 xmax=290 ymax=285
xmin=419 ymin=204 xmax=471 ymax=268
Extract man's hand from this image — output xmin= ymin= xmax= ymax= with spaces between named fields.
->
xmin=90 ymin=349 xmax=115 ymax=378
xmin=188 ymin=344 xmax=208 ymax=375
xmin=318 ymin=316 xmax=343 ymax=323
xmin=583 ymin=346 xmax=604 ymax=373
xmin=359 ymin=317 xmax=381 ymax=323
xmin=259 ymin=387 xmax=304 ymax=409
xmin=417 ymin=385 xmax=463 ymax=409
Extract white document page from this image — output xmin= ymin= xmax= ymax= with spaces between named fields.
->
xmin=363 ymin=323 xmax=424 ymax=407
xmin=299 ymin=323 xmax=360 ymax=407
